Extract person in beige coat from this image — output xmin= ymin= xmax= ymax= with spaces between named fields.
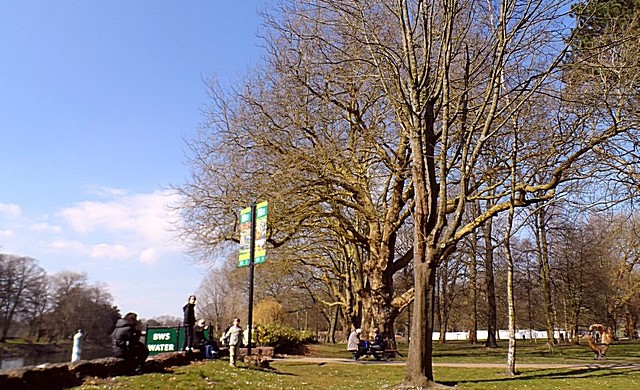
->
xmin=223 ymin=318 xmax=244 ymax=366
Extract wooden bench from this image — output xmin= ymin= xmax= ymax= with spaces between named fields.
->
xmin=382 ymin=349 xmax=400 ymax=358
xmin=351 ymin=346 xmax=400 ymax=360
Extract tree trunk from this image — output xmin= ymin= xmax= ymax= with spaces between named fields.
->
xmin=506 ymin=251 xmax=517 ymax=376
xmin=402 ymin=101 xmax=440 ymax=387
xmin=329 ymin=306 xmax=340 ymax=344
xmin=438 ymin=266 xmax=449 ymax=344
xmin=369 ymin=286 xmax=399 ymax=350
xmin=535 ymin=207 xmax=556 ymax=348
xmin=484 ymin=218 xmax=498 ymax=348
xmin=469 ymin=231 xmax=479 ymax=344
xmin=505 ymin=151 xmax=517 ymax=377
xmin=404 ymin=260 xmax=438 ymax=387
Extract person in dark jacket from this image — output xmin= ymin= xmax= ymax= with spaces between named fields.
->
xmin=371 ymin=327 xmax=385 ymax=350
xmin=194 ymin=319 xmax=219 ymax=359
xmin=182 ymin=294 xmax=197 ymax=351
xmin=111 ymin=312 xmax=148 ymax=374
xmin=193 ymin=319 xmax=208 ymax=347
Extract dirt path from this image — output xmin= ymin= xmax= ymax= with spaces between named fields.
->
xmin=274 ymin=356 xmax=640 ymax=370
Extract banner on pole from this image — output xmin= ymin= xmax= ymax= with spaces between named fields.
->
xmin=254 ymin=201 xmax=268 ymax=264
xmin=238 ymin=201 xmax=268 ymax=267
xmin=238 ymin=206 xmax=252 ymax=267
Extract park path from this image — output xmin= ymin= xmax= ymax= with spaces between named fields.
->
xmin=273 ymin=356 xmax=640 ymax=370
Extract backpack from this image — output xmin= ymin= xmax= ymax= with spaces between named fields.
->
xmin=205 ymin=344 xmax=219 ymax=359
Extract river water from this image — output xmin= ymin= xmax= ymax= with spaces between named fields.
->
xmin=1 ymin=349 xmax=112 ymax=370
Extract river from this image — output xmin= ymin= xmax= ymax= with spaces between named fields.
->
xmin=1 ymin=349 xmax=112 ymax=370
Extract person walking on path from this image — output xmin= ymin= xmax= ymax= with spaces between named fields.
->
xmin=223 ymin=318 xmax=244 ymax=367
xmin=182 ymin=294 xmax=197 ymax=351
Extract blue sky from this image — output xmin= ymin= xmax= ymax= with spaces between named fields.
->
xmin=0 ymin=1 xmax=269 ymax=319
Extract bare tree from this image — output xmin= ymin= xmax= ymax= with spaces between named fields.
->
xmin=19 ymin=274 xmax=50 ymax=341
xmin=44 ymin=271 xmax=118 ymax=344
xmin=0 ymin=254 xmax=44 ymax=342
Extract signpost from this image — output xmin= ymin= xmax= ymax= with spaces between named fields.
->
xmin=238 ymin=201 xmax=268 ymax=358
xmin=144 ymin=325 xmax=211 ymax=356
xmin=145 ymin=326 xmax=179 ymax=356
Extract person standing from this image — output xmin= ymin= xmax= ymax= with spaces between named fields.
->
xmin=223 ymin=318 xmax=244 ymax=367
xmin=182 ymin=295 xmax=197 ymax=351
xmin=111 ymin=312 xmax=149 ymax=374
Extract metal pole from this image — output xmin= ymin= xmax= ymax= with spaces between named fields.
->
xmin=247 ymin=202 xmax=257 ymax=358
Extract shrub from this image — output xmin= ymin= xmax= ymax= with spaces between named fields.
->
xmin=253 ymin=299 xmax=285 ymax=325
xmin=258 ymin=324 xmax=315 ymax=355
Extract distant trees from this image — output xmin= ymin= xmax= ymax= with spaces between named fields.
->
xmin=0 ymin=254 xmax=44 ymax=342
xmin=144 ymin=315 xmax=181 ymax=327
xmin=44 ymin=271 xmax=120 ymax=344
xmin=0 ymin=254 xmax=119 ymax=344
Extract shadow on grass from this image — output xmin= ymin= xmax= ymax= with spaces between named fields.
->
xmin=442 ymin=366 xmax=635 ymax=387
xmin=235 ymin=364 xmax=296 ymax=376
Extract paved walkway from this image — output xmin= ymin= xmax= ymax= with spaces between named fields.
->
xmin=272 ymin=356 xmax=640 ymax=370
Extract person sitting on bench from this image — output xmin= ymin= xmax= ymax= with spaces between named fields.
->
xmin=347 ymin=328 xmax=367 ymax=359
xmin=370 ymin=327 xmax=384 ymax=351
xmin=194 ymin=319 xmax=219 ymax=359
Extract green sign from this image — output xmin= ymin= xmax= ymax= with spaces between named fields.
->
xmin=238 ymin=201 xmax=268 ymax=267
xmin=145 ymin=327 xmax=178 ymax=355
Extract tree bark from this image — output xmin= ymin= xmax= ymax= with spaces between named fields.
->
xmin=404 ymin=260 xmax=438 ymax=386
xmin=484 ymin=218 xmax=498 ymax=348
xmin=469 ymin=231 xmax=479 ymax=344
xmin=535 ymin=207 xmax=556 ymax=348
xmin=438 ymin=266 xmax=449 ymax=344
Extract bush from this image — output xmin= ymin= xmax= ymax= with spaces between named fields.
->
xmin=258 ymin=324 xmax=315 ymax=355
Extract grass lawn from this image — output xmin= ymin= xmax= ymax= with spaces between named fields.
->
xmin=73 ymin=340 xmax=640 ymax=389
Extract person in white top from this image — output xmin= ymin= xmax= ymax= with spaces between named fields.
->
xmin=347 ymin=328 xmax=365 ymax=359
xmin=223 ymin=318 xmax=244 ymax=366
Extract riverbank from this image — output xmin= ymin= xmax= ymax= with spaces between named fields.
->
xmin=0 ymin=340 xmax=111 ymax=359
xmin=1 ymin=350 xmax=210 ymax=389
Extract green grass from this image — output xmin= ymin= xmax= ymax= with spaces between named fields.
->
xmin=311 ymin=339 xmax=640 ymax=365
xmin=72 ymin=340 xmax=640 ymax=389
xmin=432 ymin=339 xmax=640 ymax=365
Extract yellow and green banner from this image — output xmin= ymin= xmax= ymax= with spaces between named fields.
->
xmin=238 ymin=201 xmax=268 ymax=267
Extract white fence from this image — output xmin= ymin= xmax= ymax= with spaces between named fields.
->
xmin=432 ymin=329 xmax=570 ymax=341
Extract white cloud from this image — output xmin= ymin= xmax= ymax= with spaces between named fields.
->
xmin=31 ymin=222 xmax=62 ymax=233
xmin=0 ymin=229 xmax=15 ymax=238
xmin=90 ymin=243 xmax=132 ymax=260
xmin=140 ymin=247 xmax=158 ymax=264
xmin=0 ymin=203 xmax=21 ymax=217
xmin=52 ymin=188 xmax=185 ymax=264
xmin=85 ymin=186 xmax=129 ymax=198
xmin=51 ymin=239 xmax=87 ymax=253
